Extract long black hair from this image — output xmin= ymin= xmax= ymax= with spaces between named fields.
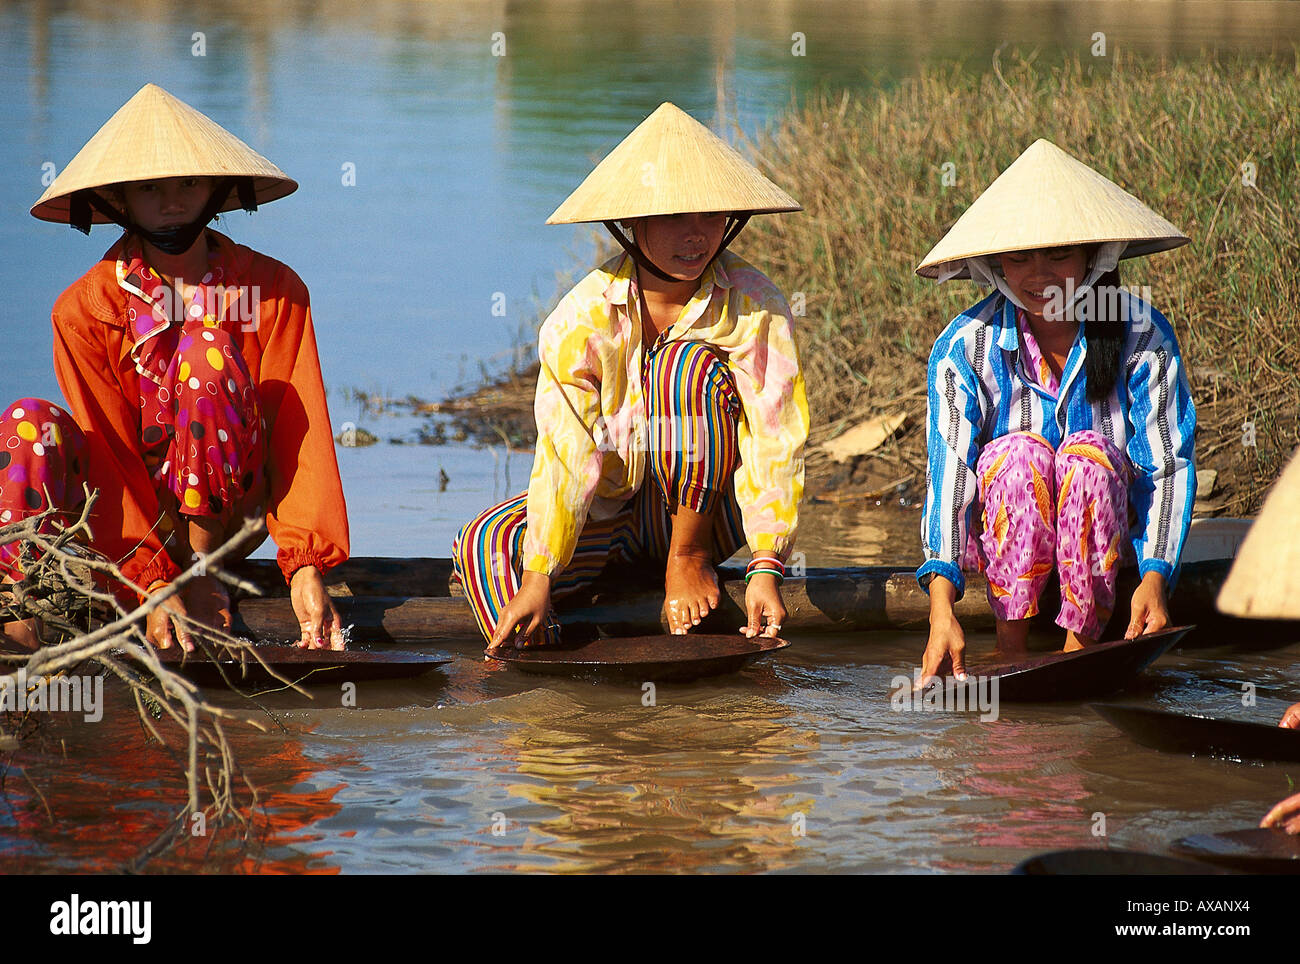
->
xmin=1083 ymin=262 xmax=1126 ymax=403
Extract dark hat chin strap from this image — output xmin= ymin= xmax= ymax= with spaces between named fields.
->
xmin=68 ymin=177 xmax=258 ymax=254
xmin=602 ymin=214 xmax=752 ymax=284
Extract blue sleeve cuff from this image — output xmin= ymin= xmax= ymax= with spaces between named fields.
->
xmin=1138 ymin=557 xmax=1177 ymax=591
xmin=917 ymin=559 xmax=965 ymax=600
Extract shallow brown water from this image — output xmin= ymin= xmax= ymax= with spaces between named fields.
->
xmin=3 ymin=503 xmax=1296 ymax=875
xmin=3 ymin=0 xmax=1298 ymax=875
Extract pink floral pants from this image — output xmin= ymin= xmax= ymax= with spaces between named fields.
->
xmin=965 ymin=430 xmax=1131 ymax=638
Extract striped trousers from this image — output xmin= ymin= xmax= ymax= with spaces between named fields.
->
xmin=452 ymin=340 xmax=746 ymax=646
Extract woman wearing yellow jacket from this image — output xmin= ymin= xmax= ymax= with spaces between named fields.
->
xmin=453 ymin=103 xmax=808 ymax=652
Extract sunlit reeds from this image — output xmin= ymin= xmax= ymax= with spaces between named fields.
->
xmin=736 ymin=50 xmax=1300 ymax=511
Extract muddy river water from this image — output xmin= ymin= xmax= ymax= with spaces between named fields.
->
xmin=3 ymin=445 xmax=1296 ymax=874
xmin=2 ymin=0 xmax=1298 ymax=875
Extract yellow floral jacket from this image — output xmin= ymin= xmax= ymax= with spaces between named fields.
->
xmin=522 ymin=250 xmax=809 ymax=576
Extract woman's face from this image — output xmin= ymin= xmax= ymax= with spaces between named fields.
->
xmin=119 ymin=176 xmax=216 ymax=231
xmin=998 ymin=245 xmax=1091 ymax=320
xmin=632 ymin=212 xmax=728 ymax=282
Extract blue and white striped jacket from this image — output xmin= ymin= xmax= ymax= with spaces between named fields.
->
xmin=917 ymin=291 xmax=1197 ymax=598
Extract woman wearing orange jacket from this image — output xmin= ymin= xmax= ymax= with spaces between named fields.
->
xmin=3 ymin=84 xmax=348 ymax=651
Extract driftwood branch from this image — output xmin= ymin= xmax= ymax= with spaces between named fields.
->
xmin=0 ymin=489 xmax=284 ymax=863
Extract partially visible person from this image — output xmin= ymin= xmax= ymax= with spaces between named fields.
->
xmin=1261 ymin=790 xmax=1300 ymax=834
xmin=5 ymin=83 xmax=348 ymax=651
xmin=1261 ymin=699 xmax=1300 ymax=833
xmin=1217 ymin=451 xmax=1300 ymax=833
xmin=1258 ymin=699 xmax=1300 ymax=833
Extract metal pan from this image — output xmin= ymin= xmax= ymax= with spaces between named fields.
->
xmin=1012 ymin=848 xmax=1228 ymax=875
xmin=1090 ymin=703 xmax=1300 ymax=763
xmin=139 ymin=644 xmax=451 ymax=686
xmin=490 ymin=634 xmax=789 ymax=682
xmin=957 ymin=625 xmax=1191 ymax=702
xmin=1171 ymin=829 xmax=1300 ymax=874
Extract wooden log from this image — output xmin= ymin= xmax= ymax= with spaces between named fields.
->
xmin=228 ymin=558 xmax=1284 ymax=647
xmin=231 ymin=565 xmax=981 ymax=644
xmin=230 ymin=557 xmax=457 ymax=597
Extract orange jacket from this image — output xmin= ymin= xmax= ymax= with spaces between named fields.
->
xmin=51 ymin=230 xmax=350 ymax=591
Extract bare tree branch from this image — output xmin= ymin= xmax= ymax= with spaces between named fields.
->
xmin=0 ymin=488 xmax=288 ymax=866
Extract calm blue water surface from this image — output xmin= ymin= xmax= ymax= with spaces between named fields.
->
xmin=4 ymin=0 xmax=1296 ymax=551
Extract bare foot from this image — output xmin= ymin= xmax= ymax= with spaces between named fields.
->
xmin=991 ymin=617 xmax=1031 ymax=660
xmin=663 ymin=550 xmax=720 ymax=635
xmin=1063 ymin=630 xmax=1096 ymax=653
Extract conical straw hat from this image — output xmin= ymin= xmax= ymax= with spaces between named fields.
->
xmin=547 ymin=102 xmax=800 ymax=224
xmin=916 ymin=139 xmax=1187 ymax=280
xmin=31 ymin=83 xmax=296 ymax=224
xmin=1217 ymin=450 xmax=1300 ymax=619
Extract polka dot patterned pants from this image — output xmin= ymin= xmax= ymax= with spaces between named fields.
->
xmin=0 ymin=399 xmax=87 ymax=579
xmin=149 ymin=326 xmax=264 ymax=519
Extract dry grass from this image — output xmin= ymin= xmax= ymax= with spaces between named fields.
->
xmin=731 ymin=50 xmax=1300 ymax=511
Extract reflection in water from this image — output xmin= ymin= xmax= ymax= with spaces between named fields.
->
xmin=797 ymin=502 xmax=921 ymax=567
xmin=3 ymin=0 xmax=1300 ymax=873
xmin=495 ymin=694 xmax=820 ymax=873
xmin=419 ymin=680 xmax=819 ymax=873
xmin=3 ymin=633 xmax=1299 ymax=872
xmin=944 ymin=718 xmax=1092 ymax=854
xmin=0 ymin=679 xmax=350 ymax=873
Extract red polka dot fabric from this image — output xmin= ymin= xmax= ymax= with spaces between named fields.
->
xmin=0 ymin=399 xmax=88 ymax=578
xmin=1 ymin=244 xmax=269 ymax=582
xmin=121 ymin=246 xmax=265 ymax=521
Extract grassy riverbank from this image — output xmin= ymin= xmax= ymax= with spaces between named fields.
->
xmin=736 ymin=50 xmax=1300 ymax=512
xmin=421 ymin=50 xmax=1300 ymax=514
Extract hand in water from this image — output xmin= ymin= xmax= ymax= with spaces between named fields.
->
xmin=291 ymin=566 xmax=346 ymax=650
xmin=1280 ymin=701 xmax=1300 ymax=729
xmin=1261 ymin=791 xmax=1300 ymax=834
xmin=740 ymin=572 xmax=785 ymax=638
xmin=1125 ymin=571 xmax=1169 ymax=639
xmin=488 ymin=570 xmax=553 ymax=653
xmin=145 ymin=583 xmax=195 ymax=653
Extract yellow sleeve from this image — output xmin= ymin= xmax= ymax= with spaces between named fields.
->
xmin=729 ymin=300 xmax=809 ymax=561
xmin=521 ymin=300 xmax=606 ymax=576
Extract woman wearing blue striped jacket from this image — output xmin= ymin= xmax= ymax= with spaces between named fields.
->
xmin=912 ymin=140 xmax=1196 ymax=684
